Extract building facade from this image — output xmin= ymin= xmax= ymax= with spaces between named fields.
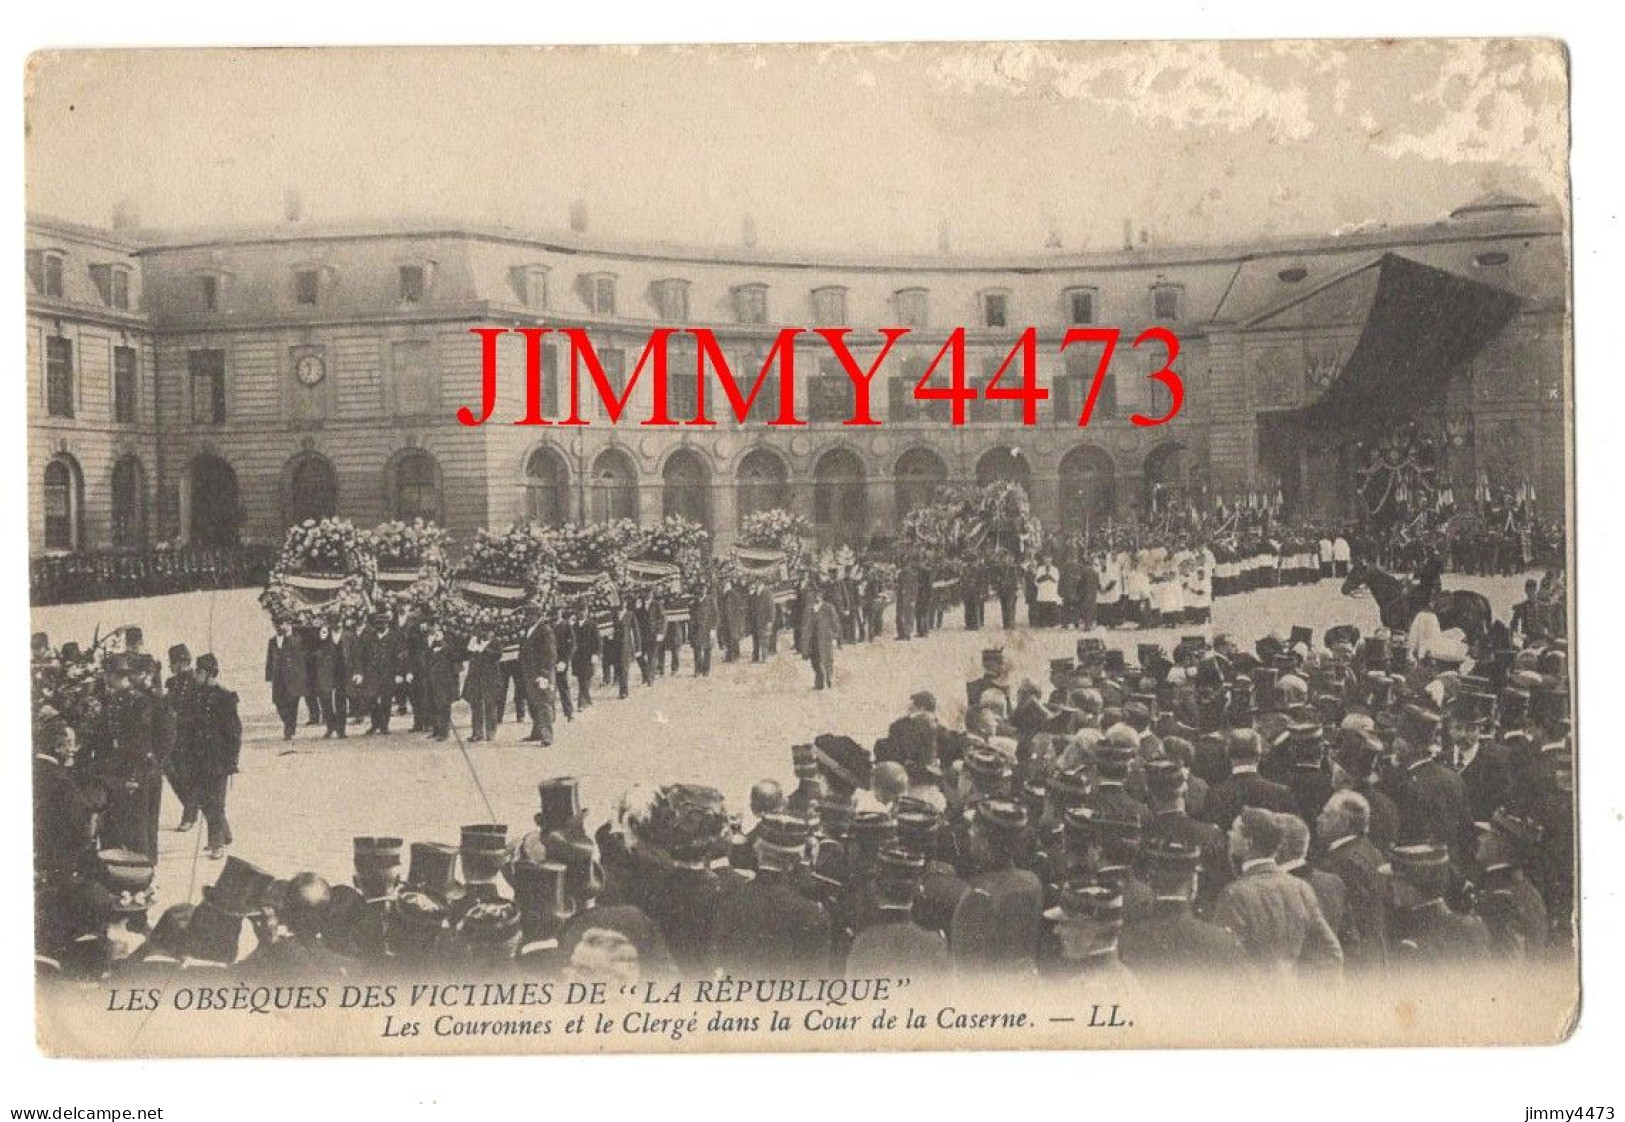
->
xmin=25 ymin=195 xmax=1567 ymax=555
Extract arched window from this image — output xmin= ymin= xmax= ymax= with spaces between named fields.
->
xmin=111 ymin=456 xmax=146 ymax=548
xmin=42 ymin=456 xmax=82 ymax=552
xmin=813 ymin=448 xmax=868 ymax=543
xmin=736 ymin=447 xmax=790 ymax=524
xmin=1058 ymin=445 xmax=1116 ymax=534
xmin=288 ymin=453 xmax=339 ymax=526
xmin=975 ymin=446 xmax=1033 ymax=495
xmin=590 ymin=448 xmax=639 ymax=524
xmin=662 ymin=449 xmax=711 ymax=529
xmin=391 ymin=450 xmax=441 ymax=524
xmin=524 ymin=447 xmax=570 ymax=527
xmin=894 ymin=447 xmax=948 ymax=519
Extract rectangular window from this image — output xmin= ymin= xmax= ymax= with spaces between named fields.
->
xmin=399 ymin=265 xmax=426 ymax=304
xmin=810 ymin=357 xmax=852 ymax=422
xmin=1063 ymin=346 xmax=1115 ymax=421
xmin=113 ymin=346 xmax=137 ymax=424
xmin=668 ymin=339 xmax=699 ymax=420
xmin=657 ymin=281 xmax=689 ymax=322
xmin=983 ymin=292 xmax=1009 ymax=329
xmin=295 ymin=269 xmax=320 ymax=306
xmin=391 ymin=340 xmax=435 ymax=416
xmin=1153 ymin=287 xmax=1180 ymax=320
xmin=110 ymin=268 xmax=130 ymax=310
xmin=43 ymin=254 xmax=64 ymax=298
xmin=1068 ymin=289 xmax=1095 ymax=325
xmin=200 ymin=275 xmax=219 ymax=312
xmin=1147 ymin=361 xmax=1173 ymax=419
xmin=189 ymin=348 xmax=226 ymax=424
xmin=597 ymin=348 xmax=627 ymax=419
xmin=45 ymin=336 xmax=74 ymax=418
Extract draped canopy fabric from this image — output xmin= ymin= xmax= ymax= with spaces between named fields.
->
xmin=1277 ymin=253 xmax=1522 ymax=430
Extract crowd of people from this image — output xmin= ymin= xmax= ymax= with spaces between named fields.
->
xmin=34 ymin=561 xmax=1574 ymax=986
xmin=30 ymin=544 xmax=277 ymax=607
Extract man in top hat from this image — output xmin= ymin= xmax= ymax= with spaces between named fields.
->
xmin=265 ymin=620 xmax=308 ymax=741
xmin=455 ymin=900 xmax=524 ymax=968
xmin=357 ymin=611 xmax=405 ymax=736
xmin=163 ymin=643 xmax=200 ymax=832
xmin=719 ymin=577 xmax=748 ymax=662
xmin=1277 ymin=722 xmax=1334 ymax=840
xmin=177 ymin=652 xmax=242 ymax=859
xmin=1119 ymin=839 xmax=1245 ymax=975
xmin=1143 ymin=757 xmax=1231 ymax=909
xmin=461 ymin=630 xmax=504 ymax=742
xmin=1384 ymin=843 xmax=1491 ymax=966
xmin=949 ymin=799 xmax=1043 ymax=976
xmin=966 ymin=649 xmax=1012 ymax=712
xmin=1471 ymin=809 xmax=1549 ymax=961
xmin=506 ymin=860 xmax=573 ymax=972
xmin=709 ymin=813 xmax=832 ymax=976
xmin=1212 ymin=808 xmax=1342 ymax=977
xmin=190 ymin=856 xmax=277 ymax=967
xmin=86 ymin=652 xmax=173 ymax=860
xmin=1313 ymin=790 xmax=1389 ymax=971
xmin=516 ymin=778 xmax=589 ymax=866
xmin=1201 ymin=729 xmax=1296 ymax=831
xmin=802 ymin=585 xmax=842 ymax=691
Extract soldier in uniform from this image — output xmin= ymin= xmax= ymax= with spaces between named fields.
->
xmin=163 ymin=643 xmax=199 ymax=831
xmin=1470 ymin=808 xmax=1549 ymax=961
xmin=180 ymin=653 xmax=243 ymax=859
xmin=1042 ymin=883 xmax=1137 ymax=991
xmin=1383 ymin=842 xmax=1492 ymax=967
xmin=87 ymin=654 xmax=171 ymax=860
xmin=965 ymin=648 xmax=1012 ymax=711
xmin=709 ymin=813 xmax=832 ymax=975
xmin=1119 ymin=839 xmax=1246 ymax=975
xmin=265 ymin=621 xmax=308 ymax=741
xmin=1142 ymin=758 xmax=1231 ymax=910
xmin=949 ymin=798 xmax=1043 ymax=977
xmin=844 ymin=846 xmax=950 ymax=979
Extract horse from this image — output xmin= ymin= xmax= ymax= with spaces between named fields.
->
xmin=1340 ymin=558 xmax=1494 ymax=646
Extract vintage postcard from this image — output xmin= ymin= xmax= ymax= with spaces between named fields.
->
xmin=23 ymin=40 xmax=1575 ymax=1057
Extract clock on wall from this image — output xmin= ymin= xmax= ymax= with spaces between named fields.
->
xmin=295 ymin=353 xmax=327 ymax=387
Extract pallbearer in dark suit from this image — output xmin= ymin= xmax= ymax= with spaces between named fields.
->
xmin=803 ymin=586 xmax=841 ymax=691
xmin=265 ymin=622 xmax=308 ymax=741
xmin=422 ymin=628 xmax=458 ymax=741
xmin=358 ymin=612 xmax=404 ymax=735
xmin=572 ymin=613 xmax=602 ymax=708
xmin=312 ymin=626 xmax=347 ymax=739
xmin=895 ymin=565 xmax=918 ymax=641
xmin=749 ymin=582 xmax=777 ymax=662
xmin=611 ymin=603 xmax=640 ymax=699
xmin=553 ymin=615 xmax=576 ymax=721
xmin=518 ymin=613 xmax=559 ymax=746
xmin=462 ymin=631 xmax=503 ymax=742
xmin=691 ymin=585 xmax=718 ymax=677
xmin=182 ymin=653 xmax=241 ymax=859
xmin=718 ymin=579 xmax=747 ymax=663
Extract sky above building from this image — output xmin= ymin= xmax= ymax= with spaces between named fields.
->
xmin=25 ymin=40 xmax=1568 ymax=254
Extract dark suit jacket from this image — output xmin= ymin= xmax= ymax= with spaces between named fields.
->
xmin=1393 ymin=758 xmax=1475 ymax=859
xmin=1317 ymin=834 xmax=1389 ymax=970
xmin=1119 ymin=898 xmax=1246 ymax=974
xmin=709 ymin=873 xmax=832 ymax=977
xmin=265 ymin=635 xmax=308 ymax=705
xmin=1200 ymin=768 xmax=1296 ymax=830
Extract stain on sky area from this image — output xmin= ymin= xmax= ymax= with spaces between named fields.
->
xmin=23 ymin=40 xmax=1568 ymax=255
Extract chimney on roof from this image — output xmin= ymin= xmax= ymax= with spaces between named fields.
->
xmin=569 ymin=199 xmax=589 ymax=233
xmin=742 ymin=213 xmax=758 ymax=248
xmin=1044 ymin=225 xmax=1063 ymax=251
xmin=1122 ymin=218 xmax=1134 ymax=251
xmin=283 ymin=189 xmax=303 ymax=224
xmin=937 ymin=219 xmax=951 ymax=255
xmin=1139 ymin=226 xmax=1150 ymax=246
xmin=110 ymin=198 xmax=140 ymax=231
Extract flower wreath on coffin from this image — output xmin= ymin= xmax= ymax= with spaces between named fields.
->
xmin=367 ymin=519 xmax=450 ymax=614
xmin=260 ymin=517 xmax=376 ymax=631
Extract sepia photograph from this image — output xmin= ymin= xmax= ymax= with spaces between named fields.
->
xmin=20 ymin=38 xmax=1580 ymax=1062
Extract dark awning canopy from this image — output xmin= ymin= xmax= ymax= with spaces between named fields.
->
xmin=1283 ymin=253 xmax=1522 ymax=430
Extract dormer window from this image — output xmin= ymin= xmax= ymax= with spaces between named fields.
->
xmin=91 ymin=264 xmax=131 ymax=310
xmin=398 ymin=264 xmax=427 ymax=304
xmin=981 ymin=290 xmax=1010 ymax=328
xmin=894 ymin=287 xmax=929 ymax=328
xmin=1152 ymin=283 xmax=1182 ymax=321
xmin=514 ymin=265 xmax=549 ymax=309
xmin=582 ymin=273 xmax=617 ymax=316
xmin=733 ymin=283 xmax=769 ymax=325
xmin=812 ymin=286 xmax=848 ymax=326
xmin=200 ymin=274 xmax=220 ymax=312
xmin=294 ymin=268 xmax=321 ymax=306
xmin=1065 ymin=286 xmax=1097 ymax=325
xmin=653 ymin=278 xmax=691 ymax=321
xmin=28 ymin=250 xmax=66 ymax=298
